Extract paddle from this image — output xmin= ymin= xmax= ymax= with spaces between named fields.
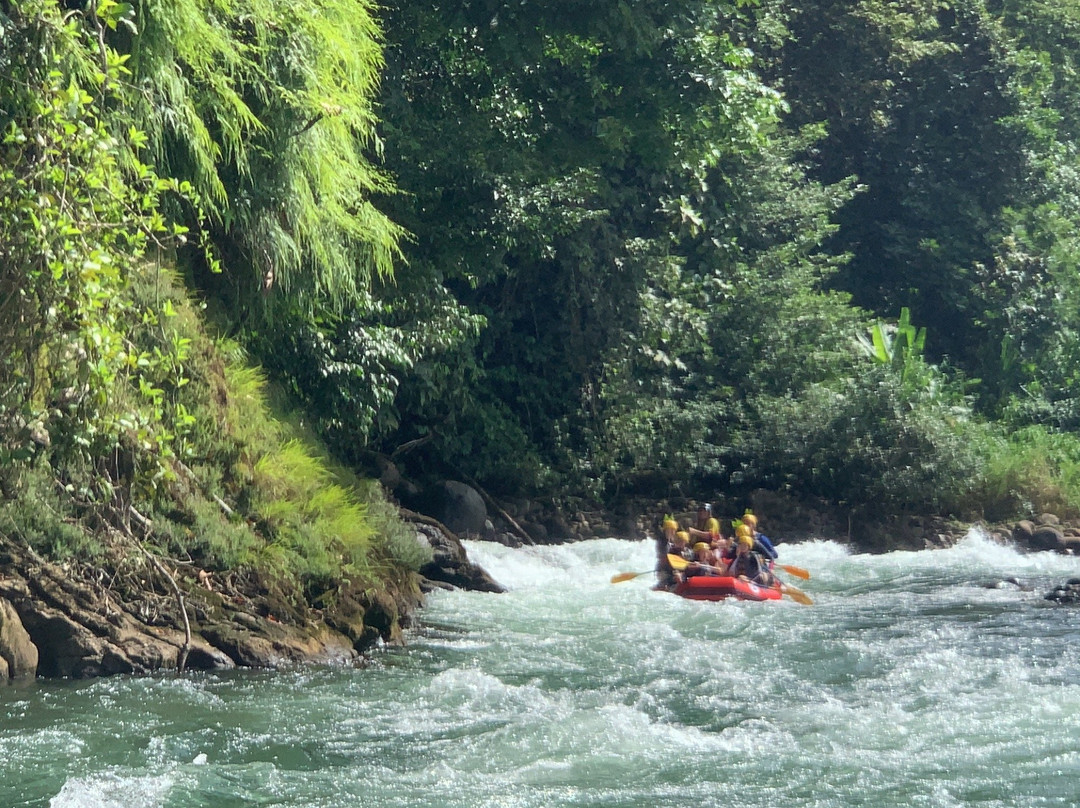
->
xmin=610 ymin=570 xmax=652 ymax=584
xmin=666 ymin=553 xmax=694 ymax=571
xmin=777 ymin=581 xmax=813 ymax=606
xmin=777 ymin=564 xmax=811 ymax=580
xmin=667 ymin=554 xmax=813 ymax=605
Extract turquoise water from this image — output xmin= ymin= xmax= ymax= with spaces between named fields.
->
xmin=4 ymin=532 xmax=1080 ymax=807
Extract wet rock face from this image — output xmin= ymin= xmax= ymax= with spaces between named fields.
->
xmin=0 ymin=539 xmax=383 ymax=679
xmin=416 ymin=523 xmax=505 ymax=594
xmin=0 ymin=557 xmax=231 ymax=678
xmin=0 ymin=597 xmax=37 ymax=680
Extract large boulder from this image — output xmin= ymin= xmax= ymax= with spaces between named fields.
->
xmin=415 ymin=523 xmax=505 ymax=593
xmin=1030 ymin=525 xmax=1066 ymax=552
xmin=0 ymin=597 xmax=37 ymax=680
xmin=1012 ymin=520 xmax=1036 ymax=545
xmin=431 ymin=481 xmax=488 ymax=537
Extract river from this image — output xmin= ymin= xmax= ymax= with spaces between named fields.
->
xmin=3 ymin=531 xmax=1080 ymax=807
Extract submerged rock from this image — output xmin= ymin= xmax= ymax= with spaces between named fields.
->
xmin=1045 ymin=578 xmax=1080 ymax=604
xmin=982 ymin=577 xmax=1032 ymax=591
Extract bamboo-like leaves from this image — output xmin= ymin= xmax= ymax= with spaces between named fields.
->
xmin=121 ymin=0 xmax=404 ymax=312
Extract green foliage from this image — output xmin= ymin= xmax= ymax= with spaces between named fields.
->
xmin=973 ymin=425 xmax=1080 ymax=521
xmin=348 ymin=477 xmax=431 ymax=572
xmin=0 ymin=1 xmax=197 ymax=499
xmin=13 ymin=0 xmax=1080 ymax=560
xmin=761 ymin=0 xmax=1037 ymax=375
xmin=744 ymin=365 xmax=987 ymax=515
xmin=579 ymin=129 xmax=862 ymax=498
xmin=855 ymin=308 xmax=929 ymax=388
xmin=120 ymin=0 xmax=403 ymax=313
xmin=0 ymin=466 xmax=105 ymax=561
xmin=249 ymin=440 xmax=373 ymax=587
xmin=367 ymin=0 xmax=798 ymax=494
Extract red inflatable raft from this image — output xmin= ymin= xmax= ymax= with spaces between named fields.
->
xmin=672 ymin=575 xmax=783 ymax=602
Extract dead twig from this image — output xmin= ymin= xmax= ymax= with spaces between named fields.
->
xmin=109 ymin=505 xmax=192 ymax=673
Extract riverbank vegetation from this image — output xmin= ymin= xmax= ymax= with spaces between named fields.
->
xmin=0 ymin=1 xmax=424 ymax=633
xmin=6 ymin=0 xmax=1080 ymax=599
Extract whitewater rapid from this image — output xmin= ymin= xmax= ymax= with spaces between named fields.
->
xmin=4 ymin=531 xmax=1080 ymax=807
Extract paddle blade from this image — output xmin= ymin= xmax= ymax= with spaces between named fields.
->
xmin=667 ymin=553 xmax=690 ymax=571
xmin=611 ymin=571 xmax=647 ymax=584
xmin=778 ymin=564 xmax=810 ymax=580
xmin=781 ymin=583 xmax=814 ymax=606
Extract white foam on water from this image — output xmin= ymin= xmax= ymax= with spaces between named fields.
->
xmin=9 ymin=534 xmax=1080 ymax=808
xmin=49 ymin=773 xmax=175 ymax=808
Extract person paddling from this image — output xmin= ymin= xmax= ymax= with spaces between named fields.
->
xmin=688 ymin=503 xmax=721 ymax=544
xmin=727 ymin=534 xmax=775 ymax=587
xmin=654 ymin=516 xmax=680 ymax=590
xmin=742 ymin=511 xmax=778 ymax=563
xmin=686 ymin=542 xmax=724 ymax=577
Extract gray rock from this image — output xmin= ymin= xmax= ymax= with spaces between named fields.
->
xmin=433 ymin=481 xmax=488 ymax=537
xmin=1013 ymin=520 xmax=1036 ymax=542
xmin=1031 ymin=525 xmax=1065 ymax=552
xmin=416 ymin=523 xmax=505 ymax=593
xmin=0 ymin=597 xmax=37 ymax=680
xmin=522 ymin=521 xmax=549 ymax=544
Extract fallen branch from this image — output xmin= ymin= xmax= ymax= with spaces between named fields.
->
xmin=110 ymin=506 xmax=192 ymax=673
xmin=390 ymin=433 xmax=433 ymax=458
xmin=398 ymin=506 xmax=460 ymax=540
xmin=176 ymin=461 xmax=234 ymax=517
xmin=456 ymin=470 xmax=533 ymax=545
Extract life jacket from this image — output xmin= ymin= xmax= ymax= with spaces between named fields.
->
xmin=754 ymin=533 xmax=778 ymax=560
xmin=729 ymin=552 xmax=769 ymax=584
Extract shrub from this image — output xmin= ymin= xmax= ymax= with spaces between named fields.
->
xmin=743 ymin=364 xmax=988 ymax=516
xmin=975 ymin=425 xmax=1080 ymax=521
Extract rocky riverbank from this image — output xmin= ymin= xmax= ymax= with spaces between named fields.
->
xmin=6 ymin=473 xmax=1080 ymax=683
xmin=0 ymin=510 xmax=499 ymax=683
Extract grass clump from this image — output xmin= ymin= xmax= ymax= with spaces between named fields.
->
xmin=0 ymin=466 xmax=105 ymax=563
xmin=976 ymin=425 xmax=1080 ymax=522
xmin=3 ymin=264 xmax=421 ymax=618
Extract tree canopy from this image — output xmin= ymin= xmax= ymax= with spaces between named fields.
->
xmin=8 ymin=0 xmax=1080 ymax=553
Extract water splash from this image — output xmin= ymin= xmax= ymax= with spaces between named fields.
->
xmin=4 ymin=534 xmax=1080 ymax=807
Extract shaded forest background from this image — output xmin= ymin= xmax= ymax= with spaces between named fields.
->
xmin=5 ymin=0 xmax=1080 ymax=595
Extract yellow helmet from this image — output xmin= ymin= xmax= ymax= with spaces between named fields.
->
xmin=676 ymin=531 xmax=690 ymax=543
xmin=737 ymin=535 xmax=754 ymax=549
xmin=735 ymin=524 xmax=752 ymax=538
xmin=663 ymin=517 xmax=678 ymax=531
xmin=742 ymin=512 xmax=758 ymax=529
xmin=693 ymin=542 xmax=710 ymax=552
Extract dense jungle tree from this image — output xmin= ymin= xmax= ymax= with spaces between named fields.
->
xmin=275 ymin=0 xmax=999 ymax=517
xmin=759 ymin=0 xmax=1080 ymax=429
xmin=366 ymin=0 xmax=801 ymax=496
